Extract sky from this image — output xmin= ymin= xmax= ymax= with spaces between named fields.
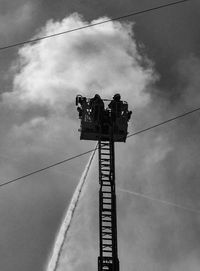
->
xmin=0 ymin=0 xmax=200 ymax=270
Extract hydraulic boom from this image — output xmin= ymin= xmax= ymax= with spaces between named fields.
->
xmin=76 ymin=93 xmax=132 ymax=271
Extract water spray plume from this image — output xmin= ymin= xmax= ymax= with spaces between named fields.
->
xmin=46 ymin=145 xmax=97 ymax=271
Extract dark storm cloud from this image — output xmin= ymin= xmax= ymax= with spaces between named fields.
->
xmin=0 ymin=0 xmax=37 ymax=93
xmin=132 ymin=0 xmax=200 ymax=95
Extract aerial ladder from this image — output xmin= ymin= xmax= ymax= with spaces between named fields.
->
xmin=76 ymin=93 xmax=132 ymax=271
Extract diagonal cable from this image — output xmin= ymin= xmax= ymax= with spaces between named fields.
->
xmin=0 ymin=149 xmax=95 ymax=188
xmin=118 ymin=188 xmax=200 ymax=214
xmin=0 ymin=0 xmax=189 ymax=51
xmin=0 ymin=105 xmax=200 ymax=189
xmin=127 ymin=106 xmax=200 ymax=138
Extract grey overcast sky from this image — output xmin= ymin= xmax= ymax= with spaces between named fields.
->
xmin=0 ymin=0 xmax=200 ymax=271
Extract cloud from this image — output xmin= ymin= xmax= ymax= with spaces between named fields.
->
xmin=0 ymin=13 xmax=156 ymax=186
xmin=0 ymin=11 xmax=156 ymax=183
xmin=3 ymin=13 xmax=155 ymax=109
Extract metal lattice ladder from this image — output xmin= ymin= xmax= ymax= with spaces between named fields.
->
xmin=98 ymin=140 xmax=119 ymax=271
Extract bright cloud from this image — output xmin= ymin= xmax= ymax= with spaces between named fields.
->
xmin=3 ymin=13 xmax=155 ymax=111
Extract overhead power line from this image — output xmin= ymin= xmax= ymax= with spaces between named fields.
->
xmin=0 ymin=149 xmax=95 ymax=188
xmin=0 ymin=105 xmax=199 ymax=189
xmin=0 ymin=0 xmax=188 ymax=52
xmin=118 ymin=188 xmax=200 ymax=214
xmin=127 ymin=106 xmax=200 ymax=138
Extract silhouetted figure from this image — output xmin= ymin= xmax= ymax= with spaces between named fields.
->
xmin=90 ymin=94 xmax=104 ymax=122
xmin=108 ymin=93 xmax=123 ymax=121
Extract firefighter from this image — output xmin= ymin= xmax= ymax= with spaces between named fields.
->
xmin=108 ymin=93 xmax=123 ymax=121
xmin=90 ymin=94 xmax=104 ymax=122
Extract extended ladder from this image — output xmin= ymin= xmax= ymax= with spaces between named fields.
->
xmin=98 ymin=140 xmax=119 ymax=271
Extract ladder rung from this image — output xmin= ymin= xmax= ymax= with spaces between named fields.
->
xmin=102 ymin=220 xmax=112 ymax=224
xmin=103 ymin=249 xmax=112 ymax=253
xmin=102 ymin=201 xmax=112 ymax=204
xmin=102 ymin=225 xmax=112 ymax=229
xmin=103 ymin=247 xmax=112 ymax=251
xmin=101 ymin=179 xmax=110 ymax=182
xmin=102 ymin=214 xmax=112 ymax=218
xmin=103 ymin=209 xmax=112 ymax=214
xmin=102 ymin=231 xmax=112 ymax=235
xmin=100 ymin=143 xmax=109 ymax=146
xmin=102 ymin=224 xmax=112 ymax=228
xmin=102 ymin=233 xmax=112 ymax=237
xmin=102 ymin=199 xmax=111 ymax=203
xmin=101 ymin=178 xmax=110 ymax=182
xmin=102 ymin=205 xmax=111 ymax=209
xmin=102 ymin=191 xmax=111 ymax=194
xmin=102 ymin=247 xmax=112 ymax=251
xmin=102 ymin=209 xmax=112 ymax=212
xmin=102 ymin=229 xmax=112 ymax=233
xmin=102 ymin=198 xmax=111 ymax=201
xmin=102 ymin=186 xmax=111 ymax=190
xmin=102 ymin=240 xmax=112 ymax=244
xmin=101 ymin=174 xmax=110 ymax=178
xmin=102 ymin=217 xmax=112 ymax=221
xmin=103 ymin=238 xmax=112 ymax=241
xmin=102 ymin=234 xmax=112 ymax=238
xmin=102 ymin=204 xmax=111 ymax=207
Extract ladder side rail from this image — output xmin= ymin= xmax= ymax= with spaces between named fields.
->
xmin=98 ymin=139 xmax=119 ymax=271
